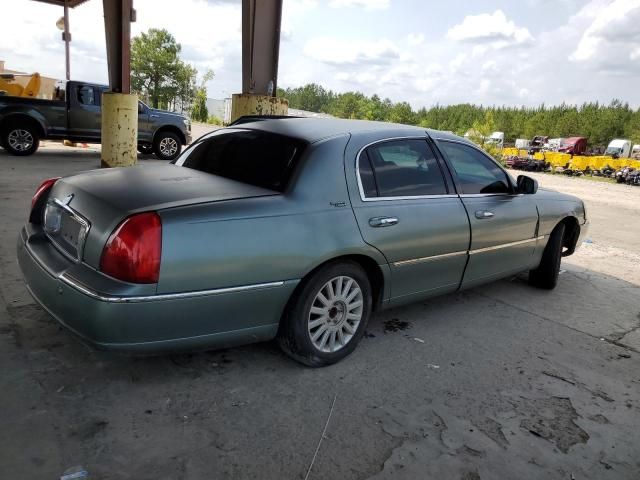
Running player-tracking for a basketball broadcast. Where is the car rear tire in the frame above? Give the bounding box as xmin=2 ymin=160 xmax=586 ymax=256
xmin=278 ymin=261 xmax=372 ymax=367
xmin=3 ymin=123 xmax=40 ymax=156
xmin=529 ymin=223 xmax=565 ymax=290
xmin=153 ymin=131 xmax=181 ymax=160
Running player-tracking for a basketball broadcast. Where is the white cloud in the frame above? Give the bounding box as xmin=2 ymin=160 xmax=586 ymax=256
xmin=406 ymin=33 xmax=424 ymax=46
xmin=569 ymin=0 xmax=640 ymax=71
xmin=304 ymin=37 xmax=400 ymax=65
xmin=328 ymin=0 xmax=390 ymax=10
xmin=446 ymin=9 xmax=533 ymax=48
xmin=0 ymin=0 xmax=242 ymax=95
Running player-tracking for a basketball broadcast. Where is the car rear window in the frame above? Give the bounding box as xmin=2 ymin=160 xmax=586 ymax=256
xmin=175 ymin=129 xmax=307 ymax=192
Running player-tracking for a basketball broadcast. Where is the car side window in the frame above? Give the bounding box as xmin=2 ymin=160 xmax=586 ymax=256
xmin=360 ymin=139 xmax=448 ymax=197
xmin=438 ymin=141 xmax=511 ymax=194
xmin=77 ymin=86 xmax=96 ymax=106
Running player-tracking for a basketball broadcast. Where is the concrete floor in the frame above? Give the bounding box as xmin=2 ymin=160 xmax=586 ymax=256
xmin=1 ymin=148 xmax=639 ymax=479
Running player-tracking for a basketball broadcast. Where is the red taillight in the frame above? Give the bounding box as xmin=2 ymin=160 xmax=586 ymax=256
xmin=31 ymin=177 xmax=61 ymax=210
xmin=100 ymin=212 xmax=162 ymax=284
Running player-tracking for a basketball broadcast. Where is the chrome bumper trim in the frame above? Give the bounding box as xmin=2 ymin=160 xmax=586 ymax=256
xmin=59 ymin=273 xmax=285 ymax=304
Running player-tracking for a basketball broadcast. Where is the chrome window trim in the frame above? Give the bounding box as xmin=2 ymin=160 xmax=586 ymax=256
xmin=44 ymin=199 xmax=91 ymax=264
xmin=459 ymin=193 xmax=525 ymax=198
xmin=355 ymin=135 xmax=455 ymax=202
xmin=58 ymin=273 xmax=286 ymax=304
xmin=393 ymin=250 xmax=467 ymax=267
xmin=362 ymin=194 xmax=460 ymax=202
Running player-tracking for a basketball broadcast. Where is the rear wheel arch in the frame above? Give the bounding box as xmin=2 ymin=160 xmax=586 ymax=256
xmin=287 ymin=254 xmax=386 ymax=316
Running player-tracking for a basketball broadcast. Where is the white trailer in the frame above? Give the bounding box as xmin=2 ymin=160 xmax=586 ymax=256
xmin=605 ymin=139 xmax=632 ymax=158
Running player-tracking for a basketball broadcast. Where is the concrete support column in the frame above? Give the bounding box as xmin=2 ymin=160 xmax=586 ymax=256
xmin=101 ymin=92 xmax=138 ymax=168
xmin=231 ymin=0 xmax=287 ymax=123
xmin=102 ymin=0 xmax=135 ymax=167
xmin=230 ymin=94 xmax=288 ymax=123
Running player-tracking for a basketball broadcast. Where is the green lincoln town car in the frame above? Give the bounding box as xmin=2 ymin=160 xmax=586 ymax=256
xmin=17 ymin=118 xmax=588 ymax=366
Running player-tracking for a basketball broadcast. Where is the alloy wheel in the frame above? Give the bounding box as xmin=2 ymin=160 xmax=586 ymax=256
xmin=308 ymin=275 xmax=363 ymax=353
xmin=8 ymin=129 xmax=34 ymax=152
xmin=159 ymin=137 xmax=178 ymax=157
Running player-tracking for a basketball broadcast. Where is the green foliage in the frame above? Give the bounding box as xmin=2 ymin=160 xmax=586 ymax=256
xmin=190 ymin=70 xmax=215 ymax=123
xmin=191 ymin=89 xmax=208 ymax=122
xmin=131 ymin=28 xmax=198 ymax=111
xmin=280 ymin=84 xmax=640 ymax=147
xmin=207 ymin=116 xmax=223 ymax=126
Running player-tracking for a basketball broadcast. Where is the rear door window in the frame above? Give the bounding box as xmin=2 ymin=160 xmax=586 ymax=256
xmin=175 ymin=129 xmax=307 ymax=192
xmin=359 ymin=139 xmax=448 ymax=197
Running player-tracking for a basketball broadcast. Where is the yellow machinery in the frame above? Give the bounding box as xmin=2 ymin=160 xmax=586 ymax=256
xmin=0 ymin=72 xmax=42 ymax=97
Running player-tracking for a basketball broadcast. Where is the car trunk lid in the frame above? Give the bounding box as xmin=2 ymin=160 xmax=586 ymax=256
xmin=46 ymin=164 xmax=278 ymax=269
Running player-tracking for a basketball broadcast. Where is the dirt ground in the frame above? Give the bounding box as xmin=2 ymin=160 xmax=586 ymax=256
xmin=1 ymin=148 xmax=639 ymax=479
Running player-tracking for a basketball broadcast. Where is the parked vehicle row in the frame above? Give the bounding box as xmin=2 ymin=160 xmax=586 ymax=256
xmin=506 ymin=154 xmax=640 ymax=185
xmin=510 ymin=135 xmax=639 ymax=159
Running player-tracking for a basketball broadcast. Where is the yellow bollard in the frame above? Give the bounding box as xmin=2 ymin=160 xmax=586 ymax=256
xmin=229 ymin=93 xmax=288 ymax=124
xmin=101 ymin=92 xmax=138 ymax=168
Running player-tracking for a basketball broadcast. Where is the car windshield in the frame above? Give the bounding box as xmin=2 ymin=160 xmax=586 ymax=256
xmin=605 ymin=147 xmax=622 ymax=155
xmin=175 ymin=129 xmax=307 ymax=192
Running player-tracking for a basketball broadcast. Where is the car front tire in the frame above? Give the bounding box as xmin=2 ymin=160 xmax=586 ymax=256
xmin=3 ymin=123 xmax=40 ymax=156
xmin=529 ymin=223 xmax=565 ymax=290
xmin=153 ymin=131 xmax=182 ymax=160
xmin=278 ymin=261 xmax=372 ymax=367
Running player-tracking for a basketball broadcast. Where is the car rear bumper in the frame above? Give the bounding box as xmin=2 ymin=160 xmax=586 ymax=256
xmin=17 ymin=226 xmax=297 ymax=353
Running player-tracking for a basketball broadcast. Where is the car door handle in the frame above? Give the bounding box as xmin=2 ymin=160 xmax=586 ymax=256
xmin=475 ymin=210 xmax=495 ymax=219
xmin=369 ymin=216 xmax=398 ymax=227
xmin=150 ymin=114 xmax=160 ymax=118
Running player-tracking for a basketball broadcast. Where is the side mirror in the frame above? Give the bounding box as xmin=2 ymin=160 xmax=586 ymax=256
xmin=517 ymin=175 xmax=538 ymax=194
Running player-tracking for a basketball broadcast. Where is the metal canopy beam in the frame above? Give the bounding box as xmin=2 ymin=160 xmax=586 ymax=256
xmin=242 ymin=0 xmax=282 ymax=96
xmin=31 ymin=0 xmax=89 ymax=7
xmin=102 ymin=0 xmax=133 ymax=93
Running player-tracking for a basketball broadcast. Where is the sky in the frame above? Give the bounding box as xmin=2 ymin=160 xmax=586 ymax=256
xmin=1 ymin=0 xmax=639 ymax=109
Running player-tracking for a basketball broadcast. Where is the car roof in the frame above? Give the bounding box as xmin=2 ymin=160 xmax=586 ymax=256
xmin=222 ymin=117 xmax=468 ymax=145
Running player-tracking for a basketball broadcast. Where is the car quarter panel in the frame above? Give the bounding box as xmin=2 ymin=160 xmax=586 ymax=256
xmin=157 ymin=136 xmax=388 ymax=295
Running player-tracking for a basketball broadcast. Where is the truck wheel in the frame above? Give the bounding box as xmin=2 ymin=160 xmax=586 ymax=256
xmin=3 ymin=124 xmax=40 ymax=156
xmin=137 ymin=144 xmax=153 ymax=155
xmin=153 ymin=132 xmax=181 ymax=160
